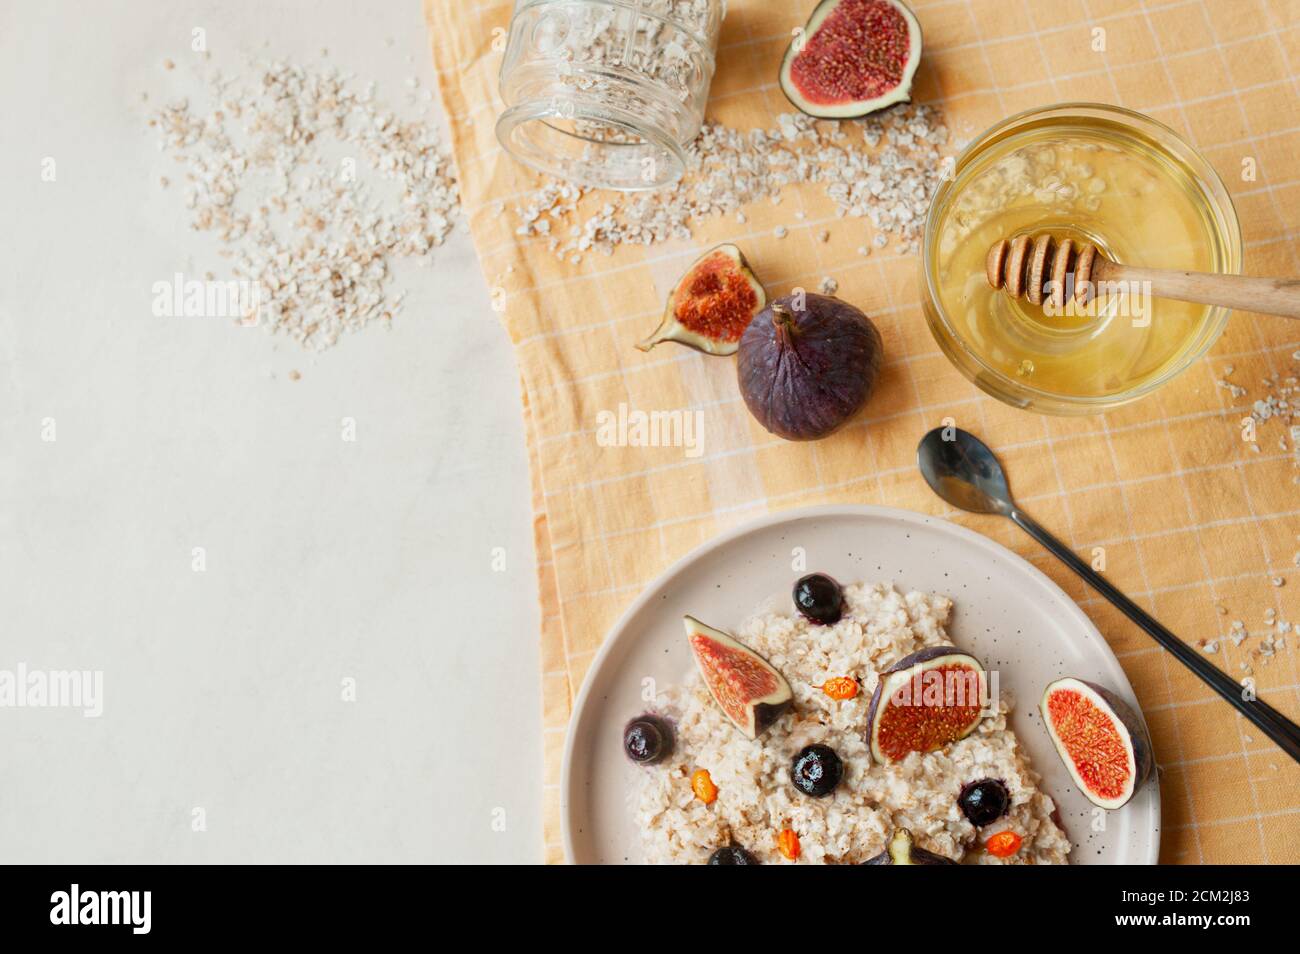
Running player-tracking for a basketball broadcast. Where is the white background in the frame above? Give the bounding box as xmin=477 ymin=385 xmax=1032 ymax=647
xmin=0 ymin=0 xmax=543 ymax=862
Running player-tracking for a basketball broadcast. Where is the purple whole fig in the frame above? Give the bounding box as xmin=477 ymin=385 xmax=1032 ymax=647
xmin=737 ymin=293 xmax=882 ymax=441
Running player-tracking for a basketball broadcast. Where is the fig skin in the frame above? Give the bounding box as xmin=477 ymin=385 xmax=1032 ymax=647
xmin=864 ymin=828 xmax=957 ymax=865
xmin=1040 ymin=677 xmax=1154 ymax=809
xmin=737 ymin=293 xmax=883 ymax=441
xmin=866 ymin=646 xmax=986 ymax=763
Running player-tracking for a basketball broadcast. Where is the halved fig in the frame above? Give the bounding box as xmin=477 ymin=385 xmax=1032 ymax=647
xmin=685 ymin=616 xmax=793 ymax=740
xmin=864 ymin=828 xmax=957 ymax=865
xmin=1041 ymin=677 xmax=1153 ymax=810
xmin=779 ymin=0 xmax=923 ymax=120
xmin=866 ymin=646 xmax=986 ymax=763
xmin=637 ymin=244 xmax=765 ymax=355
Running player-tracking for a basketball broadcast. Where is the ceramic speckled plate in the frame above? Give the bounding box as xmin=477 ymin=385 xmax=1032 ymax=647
xmin=562 ymin=505 xmax=1160 ymax=865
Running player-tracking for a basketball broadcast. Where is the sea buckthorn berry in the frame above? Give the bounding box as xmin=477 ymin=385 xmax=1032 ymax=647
xmin=818 ymin=676 xmax=859 ymax=700
xmin=777 ymin=828 xmax=801 ymax=860
xmin=691 ymin=768 xmax=718 ymax=804
xmin=986 ymin=830 xmax=1022 ymax=858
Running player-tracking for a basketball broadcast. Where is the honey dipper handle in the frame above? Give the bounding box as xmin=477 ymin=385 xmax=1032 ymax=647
xmin=1094 ymin=259 xmax=1300 ymax=320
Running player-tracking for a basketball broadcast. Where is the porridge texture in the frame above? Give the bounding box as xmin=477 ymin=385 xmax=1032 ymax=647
xmin=633 ymin=582 xmax=1072 ymax=864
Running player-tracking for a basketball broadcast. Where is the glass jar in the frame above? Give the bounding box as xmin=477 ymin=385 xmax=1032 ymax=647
xmin=496 ymin=0 xmax=724 ymax=191
xmin=922 ymin=103 xmax=1241 ymax=415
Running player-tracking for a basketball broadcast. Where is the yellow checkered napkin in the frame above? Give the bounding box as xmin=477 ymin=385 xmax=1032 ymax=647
xmin=426 ymin=0 xmax=1300 ymax=863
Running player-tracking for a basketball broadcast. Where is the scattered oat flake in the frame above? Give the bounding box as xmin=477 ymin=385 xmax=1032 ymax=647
xmin=151 ymin=59 xmax=460 ymax=351
xmin=511 ymin=104 xmax=949 ymax=262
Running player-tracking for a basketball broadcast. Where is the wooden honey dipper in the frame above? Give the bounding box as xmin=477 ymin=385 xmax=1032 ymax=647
xmin=986 ymin=233 xmax=1300 ymax=319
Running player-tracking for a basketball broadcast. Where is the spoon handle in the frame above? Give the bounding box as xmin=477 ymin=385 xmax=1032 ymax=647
xmin=1009 ymin=508 xmax=1300 ymax=764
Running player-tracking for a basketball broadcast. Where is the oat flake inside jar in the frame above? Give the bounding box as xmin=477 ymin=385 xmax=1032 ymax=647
xmin=496 ymin=0 xmax=724 ymax=191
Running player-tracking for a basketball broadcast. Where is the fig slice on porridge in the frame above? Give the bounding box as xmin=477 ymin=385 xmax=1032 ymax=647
xmin=866 ymin=646 xmax=987 ymax=763
xmin=684 ymin=616 xmax=793 ymax=740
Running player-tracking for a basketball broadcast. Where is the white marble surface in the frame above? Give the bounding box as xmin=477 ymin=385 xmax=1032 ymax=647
xmin=0 ymin=1 xmax=542 ymax=862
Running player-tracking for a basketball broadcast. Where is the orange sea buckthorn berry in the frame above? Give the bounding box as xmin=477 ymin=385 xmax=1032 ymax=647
xmin=691 ymin=768 xmax=718 ymax=805
xmin=986 ymin=830 xmax=1022 ymax=858
xmin=818 ymin=676 xmax=859 ymax=701
xmin=777 ymin=828 xmax=801 ymax=860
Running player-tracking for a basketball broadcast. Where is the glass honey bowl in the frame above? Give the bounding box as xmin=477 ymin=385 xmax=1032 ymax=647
xmin=922 ymin=103 xmax=1242 ymax=415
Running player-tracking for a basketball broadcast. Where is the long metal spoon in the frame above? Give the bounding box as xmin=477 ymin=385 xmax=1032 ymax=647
xmin=918 ymin=426 xmax=1300 ymax=764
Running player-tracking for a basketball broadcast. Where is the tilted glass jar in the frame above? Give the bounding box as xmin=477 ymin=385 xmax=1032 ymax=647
xmin=496 ymin=0 xmax=724 ymax=191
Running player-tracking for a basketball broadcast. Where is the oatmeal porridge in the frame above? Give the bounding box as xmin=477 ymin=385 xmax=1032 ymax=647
xmin=628 ymin=580 xmax=1072 ymax=864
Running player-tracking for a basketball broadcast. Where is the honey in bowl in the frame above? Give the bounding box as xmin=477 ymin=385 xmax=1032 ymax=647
xmin=923 ymin=104 xmax=1241 ymax=414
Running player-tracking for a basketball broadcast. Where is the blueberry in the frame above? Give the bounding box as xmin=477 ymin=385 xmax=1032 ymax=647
xmin=958 ymin=779 xmax=1010 ymax=826
xmin=793 ymin=573 xmax=843 ymax=625
xmin=708 ymin=845 xmax=759 ymax=865
xmin=791 ymin=744 xmax=843 ymax=798
xmin=623 ymin=715 xmax=673 ymax=764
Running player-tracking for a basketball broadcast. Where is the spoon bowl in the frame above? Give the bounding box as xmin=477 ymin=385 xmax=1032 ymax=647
xmin=916 ymin=427 xmax=1013 ymax=516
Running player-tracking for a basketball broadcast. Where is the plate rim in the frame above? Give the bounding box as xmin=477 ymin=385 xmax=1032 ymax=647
xmin=560 ymin=503 xmax=1162 ymax=865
